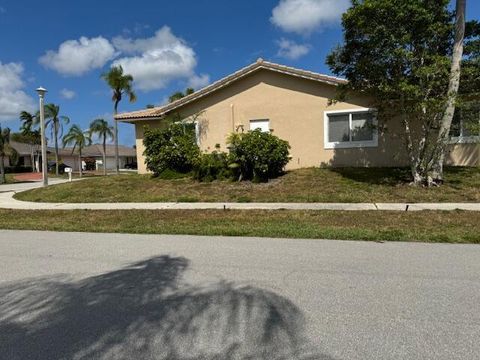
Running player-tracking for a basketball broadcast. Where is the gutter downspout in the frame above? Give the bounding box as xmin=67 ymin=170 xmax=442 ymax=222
xmin=231 ymin=104 xmax=235 ymax=132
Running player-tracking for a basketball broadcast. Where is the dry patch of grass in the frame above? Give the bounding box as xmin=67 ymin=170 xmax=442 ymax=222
xmin=14 ymin=167 xmax=480 ymax=203
xmin=0 ymin=209 xmax=478 ymax=243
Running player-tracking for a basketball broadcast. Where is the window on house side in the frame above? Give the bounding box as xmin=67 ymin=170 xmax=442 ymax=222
xmin=249 ymin=119 xmax=270 ymax=132
xmin=324 ymin=109 xmax=377 ymax=149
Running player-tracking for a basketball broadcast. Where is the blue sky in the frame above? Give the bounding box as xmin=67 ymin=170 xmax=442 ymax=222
xmin=0 ymin=0 xmax=478 ymax=146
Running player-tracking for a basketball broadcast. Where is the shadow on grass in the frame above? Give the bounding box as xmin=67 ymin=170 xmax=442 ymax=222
xmin=330 ymin=167 xmax=412 ymax=186
xmin=0 ymin=255 xmax=333 ymax=360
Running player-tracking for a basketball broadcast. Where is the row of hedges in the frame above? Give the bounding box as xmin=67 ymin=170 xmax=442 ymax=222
xmin=4 ymin=165 xmax=34 ymax=174
xmin=143 ymin=124 xmax=290 ymax=182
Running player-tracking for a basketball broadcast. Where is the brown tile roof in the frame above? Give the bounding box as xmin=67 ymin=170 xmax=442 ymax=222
xmin=10 ymin=141 xmax=41 ymax=156
xmin=54 ymin=144 xmax=136 ymax=157
xmin=115 ymin=59 xmax=347 ymax=121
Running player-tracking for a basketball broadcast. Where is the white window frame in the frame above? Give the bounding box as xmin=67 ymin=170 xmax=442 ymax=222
xmin=324 ymin=108 xmax=378 ymax=149
xmin=249 ymin=119 xmax=270 ymax=132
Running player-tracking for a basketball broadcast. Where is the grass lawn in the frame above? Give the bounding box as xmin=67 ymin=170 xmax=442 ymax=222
xmin=3 ymin=174 xmax=15 ymax=184
xmin=0 ymin=209 xmax=478 ymax=243
xmin=14 ymin=167 xmax=480 ymax=203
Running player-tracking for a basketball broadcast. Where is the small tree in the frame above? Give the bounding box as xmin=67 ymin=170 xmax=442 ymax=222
xmin=89 ymin=119 xmax=114 ymax=175
xmin=63 ymin=125 xmax=92 ymax=177
xmin=327 ymin=0 xmax=461 ymax=186
xmin=0 ymin=126 xmax=18 ymax=184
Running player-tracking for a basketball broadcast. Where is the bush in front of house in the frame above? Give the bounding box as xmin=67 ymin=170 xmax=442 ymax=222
xmin=143 ymin=123 xmax=290 ymax=182
xmin=192 ymin=149 xmax=231 ymax=182
xmin=227 ymin=130 xmax=290 ymax=182
xmin=4 ymin=165 xmax=33 ymax=174
xmin=143 ymin=123 xmax=200 ymax=177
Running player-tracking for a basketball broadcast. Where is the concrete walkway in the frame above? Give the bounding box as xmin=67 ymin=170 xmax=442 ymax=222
xmin=1 ymin=179 xmax=479 ymax=211
xmin=0 ymin=178 xmax=74 ymax=193
xmin=0 ymin=190 xmax=479 ymax=211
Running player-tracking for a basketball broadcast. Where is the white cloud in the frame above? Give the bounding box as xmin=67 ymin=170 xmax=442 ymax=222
xmin=276 ymin=38 xmax=311 ymax=60
xmin=60 ymin=88 xmax=76 ymax=99
xmin=0 ymin=62 xmax=35 ymax=121
xmin=112 ymin=26 xmax=205 ymax=91
xmin=39 ymin=36 xmax=116 ymax=76
xmin=271 ymin=0 xmax=349 ymax=34
xmin=188 ymin=74 xmax=210 ymax=90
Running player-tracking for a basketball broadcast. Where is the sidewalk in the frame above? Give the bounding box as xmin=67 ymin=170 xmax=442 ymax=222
xmin=0 ymin=178 xmax=74 ymax=193
xmin=0 ymin=190 xmax=478 ymax=211
xmin=1 ymin=179 xmax=479 ymax=211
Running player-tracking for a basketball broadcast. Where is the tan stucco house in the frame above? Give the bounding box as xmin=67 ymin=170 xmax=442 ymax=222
xmin=116 ymin=59 xmax=479 ymax=174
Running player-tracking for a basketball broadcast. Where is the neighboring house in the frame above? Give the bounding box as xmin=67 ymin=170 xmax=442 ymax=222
xmin=55 ymin=144 xmax=137 ymax=171
xmin=116 ymin=59 xmax=480 ymax=174
xmin=4 ymin=141 xmax=41 ymax=171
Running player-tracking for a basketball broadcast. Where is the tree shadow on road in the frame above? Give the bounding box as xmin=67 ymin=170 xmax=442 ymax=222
xmin=0 ymin=255 xmax=335 ymax=360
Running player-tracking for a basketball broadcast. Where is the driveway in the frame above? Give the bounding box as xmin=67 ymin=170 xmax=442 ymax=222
xmin=0 ymin=231 xmax=479 ymax=359
xmin=0 ymin=178 xmax=72 ymax=193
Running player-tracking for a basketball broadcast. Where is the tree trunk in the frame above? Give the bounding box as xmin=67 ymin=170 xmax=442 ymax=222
xmin=400 ymin=98 xmax=424 ymax=185
xmin=54 ymin=122 xmax=59 ymax=176
xmin=103 ymin=137 xmax=107 ymax=176
xmin=0 ymin=155 xmax=5 ymax=184
xmin=433 ymin=0 xmax=466 ymax=181
xmin=114 ymin=101 xmax=120 ymax=175
xmin=79 ymin=149 xmax=82 ymax=178
xmin=30 ymin=146 xmax=35 ymax=173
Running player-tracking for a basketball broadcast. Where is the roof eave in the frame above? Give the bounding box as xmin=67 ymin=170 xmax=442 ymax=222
xmin=114 ymin=60 xmax=347 ymax=122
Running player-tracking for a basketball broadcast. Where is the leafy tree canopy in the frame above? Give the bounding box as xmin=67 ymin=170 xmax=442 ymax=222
xmin=327 ymin=0 xmax=476 ymax=185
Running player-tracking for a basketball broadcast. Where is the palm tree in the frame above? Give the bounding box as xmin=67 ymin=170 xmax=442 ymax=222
xmin=89 ymin=118 xmax=114 ymax=175
xmin=44 ymin=104 xmax=70 ymax=176
xmin=168 ymin=87 xmax=195 ymax=103
xmin=19 ymin=111 xmax=37 ymax=132
xmin=62 ymin=125 xmax=92 ymax=178
xmin=101 ymin=65 xmax=136 ymax=174
xmin=19 ymin=111 xmax=41 ymax=172
xmin=0 ymin=126 xmax=18 ymax=184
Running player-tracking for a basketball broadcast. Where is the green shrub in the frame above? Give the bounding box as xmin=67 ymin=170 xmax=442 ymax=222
xmin=193 ymin=150 xmax=231 ymax=182
xmin=4 ymin=165 xmax=33 ymax=174
xmin=227 ymin=130 xmax=290 ymax=182
xmin=143 ymin=123 xmax=200 ymax=177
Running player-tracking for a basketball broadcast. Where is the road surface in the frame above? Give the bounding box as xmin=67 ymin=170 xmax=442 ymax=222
xmin=0 ymin=230 xmax=479 ymax=359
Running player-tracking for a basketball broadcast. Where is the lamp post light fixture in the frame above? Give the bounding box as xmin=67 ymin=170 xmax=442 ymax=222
xmin=36 ymin=86 xmax=48 ymax=187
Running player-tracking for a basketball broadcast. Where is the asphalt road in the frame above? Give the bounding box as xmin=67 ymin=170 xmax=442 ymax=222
xmin=0 ymin=230 xmax=479 ymax=360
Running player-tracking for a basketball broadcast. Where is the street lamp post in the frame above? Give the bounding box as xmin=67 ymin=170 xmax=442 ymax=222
xmin=36 ymin=87 xmax=48 ymax=187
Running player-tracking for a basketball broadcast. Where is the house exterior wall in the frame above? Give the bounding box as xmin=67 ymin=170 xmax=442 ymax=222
xmin=132 ymin=69 xmax=479 ymax=174
xmin=62 ymin=155 xmax=133 ymax=171
xmin=135 ymin=120 xmax=169 ymax=174
xmin=446 ymin=143 xmax=480 ymax=166
xmin=2 ymin=155 xmax=32 ymax=167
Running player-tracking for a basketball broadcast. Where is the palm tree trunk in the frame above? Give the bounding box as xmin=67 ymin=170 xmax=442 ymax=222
xmin=433 ymin=0 xmax=466 ymax=182
xmin=54 ymin=123 xmax=60 ymax=176
xmin=0 ymin=155 xmax=5 ymax=184
xmin=79 ymin=149 xmax=82 ymax=178
xmin=114 ymin=101 xmax=120 ymax=175
xmin=103 ymin=136 xmax=107 ymax=176
xmin=30 ymin=146 xmax=35 ymax=173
